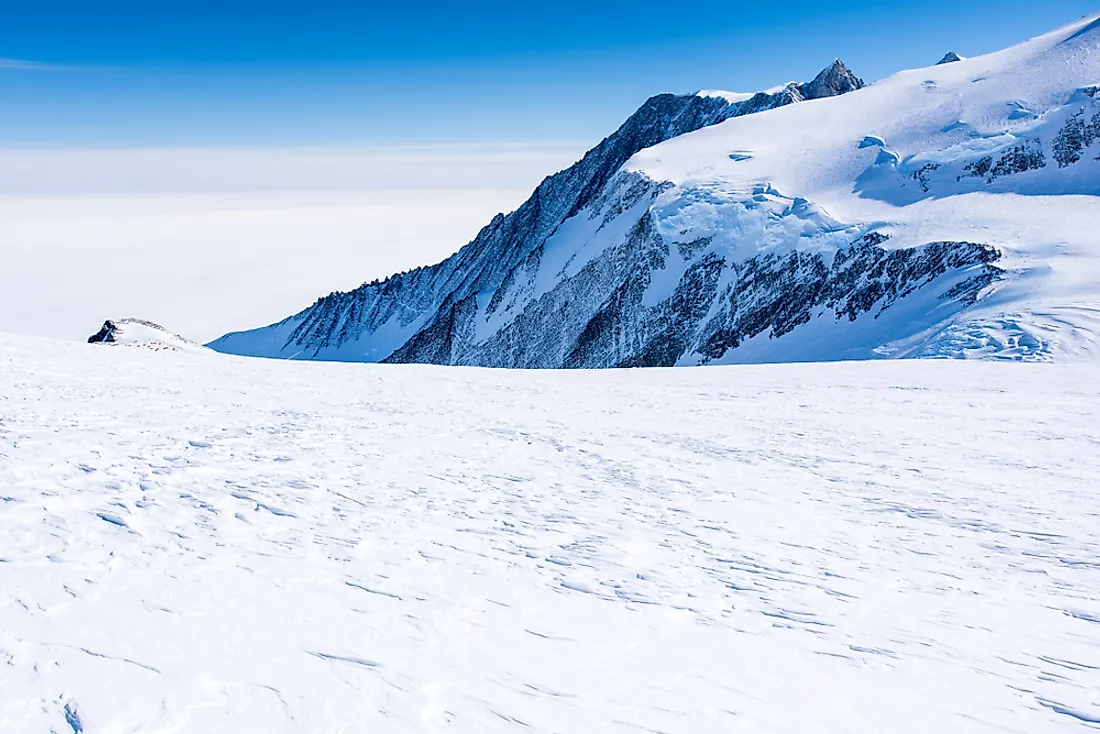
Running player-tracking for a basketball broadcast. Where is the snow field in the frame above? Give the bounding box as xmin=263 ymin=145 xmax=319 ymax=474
xmin=1 ymin=337 xmax=1098 ymax=732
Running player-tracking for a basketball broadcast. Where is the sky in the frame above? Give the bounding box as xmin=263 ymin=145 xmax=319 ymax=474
xmin=2 ymin=1 xmax=1098 ymax=146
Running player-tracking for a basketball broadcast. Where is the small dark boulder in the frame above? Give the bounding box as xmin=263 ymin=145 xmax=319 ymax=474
xmin=88 ymin=320 xmax=118 ymax=344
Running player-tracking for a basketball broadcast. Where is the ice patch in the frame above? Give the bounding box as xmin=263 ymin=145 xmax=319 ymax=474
xmin=1007 ymin=101 xmax=1038 ymax=120
xmin=650 ymin=182 xmax=860 ymax=264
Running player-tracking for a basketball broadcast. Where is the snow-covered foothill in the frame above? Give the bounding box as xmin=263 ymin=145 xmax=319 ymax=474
xmin=87 ymin=318 xmax=207 ymax=353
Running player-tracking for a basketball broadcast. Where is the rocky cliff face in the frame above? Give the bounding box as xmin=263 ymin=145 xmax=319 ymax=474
xmin=214 ymin=167 xmax=1001 ymax=367
xmin=210 ymin=60 xmax=1013 ymax=366
xmin=380 ymin=175 xmax=1002 ymax=368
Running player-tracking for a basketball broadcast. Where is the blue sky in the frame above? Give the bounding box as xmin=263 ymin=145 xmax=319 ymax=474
xmin=1 ymin=1 xmax=1097 ymax=146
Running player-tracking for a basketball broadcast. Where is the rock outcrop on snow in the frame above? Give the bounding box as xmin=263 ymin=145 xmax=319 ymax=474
xmin=88 ymin=319 xmax=120 ymax=344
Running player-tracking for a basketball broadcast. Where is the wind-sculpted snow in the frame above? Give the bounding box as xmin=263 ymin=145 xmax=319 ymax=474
xmin=2 ymin=336 xmax=1098 ymax=732
xmin=627 ymin=14 xmax=1100 ymax=363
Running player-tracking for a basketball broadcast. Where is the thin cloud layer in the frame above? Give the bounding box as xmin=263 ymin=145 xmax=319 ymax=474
xmin=0 ymin=144 xmax=587 ymax=194
xmin=0 ymin=57 xmax=86 ymax=71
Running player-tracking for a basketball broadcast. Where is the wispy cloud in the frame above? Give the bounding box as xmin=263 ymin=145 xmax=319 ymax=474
xmin=0 ymin=57 xmax=84 ymax=71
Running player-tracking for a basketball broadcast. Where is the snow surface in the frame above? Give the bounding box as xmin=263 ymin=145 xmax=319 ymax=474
xmin=2 ymin=334 xmax=1098 ymax=732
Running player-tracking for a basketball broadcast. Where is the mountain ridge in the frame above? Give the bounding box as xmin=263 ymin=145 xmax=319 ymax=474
xmin=210 ymin=59 xmax=865 ymax=363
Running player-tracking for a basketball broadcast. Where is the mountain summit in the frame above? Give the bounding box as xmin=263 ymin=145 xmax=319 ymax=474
xmin=212 ymin=15 xmax=1100 ymax=365
xmin=801 ymin=58 xmax=864 ymax=98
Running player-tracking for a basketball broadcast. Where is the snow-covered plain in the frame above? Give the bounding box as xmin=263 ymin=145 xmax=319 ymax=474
xmin=2 ymin=336 xmax=1098 ymax=732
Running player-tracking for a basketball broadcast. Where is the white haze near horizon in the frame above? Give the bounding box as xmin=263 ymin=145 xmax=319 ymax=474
xmin=0 ymin=144 xmax=586 ymax=343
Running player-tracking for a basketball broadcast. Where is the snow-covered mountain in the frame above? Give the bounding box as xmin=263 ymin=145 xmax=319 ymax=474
xmin=211 ymin=15 xmax=1100 ymax=365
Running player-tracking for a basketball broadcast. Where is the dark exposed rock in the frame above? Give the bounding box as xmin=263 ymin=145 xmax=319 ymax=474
xmin=963 ymin=140 xmax=1046 ymax=183
xmin=692 ymin=236 xmax=1001 ymax=365
xmin=88 ymin=320 xmax=118 ymax=343
xmin=386 ymin=294 xmax=478 ymax=365
xmin=381 ymin=201 xmax=1002 ymax=369
xmin=937 ymin=52 xmax=964 ymax=65
xmin=801 ymin=59 xmax=865 ymax=99
xmin=1052 ymin=108 xmax=1100 ymax=167
xmin=87 ymin=318 xmax=197 ymax=348
xmin=911 ymin=163 xmax=940 ymax=192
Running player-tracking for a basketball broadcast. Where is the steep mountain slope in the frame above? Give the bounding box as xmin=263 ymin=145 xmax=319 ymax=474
xmin=212 ymin=15 xmax=1100 ymax=365
xmin=209 ymin=61 xmax=865 ymax=363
